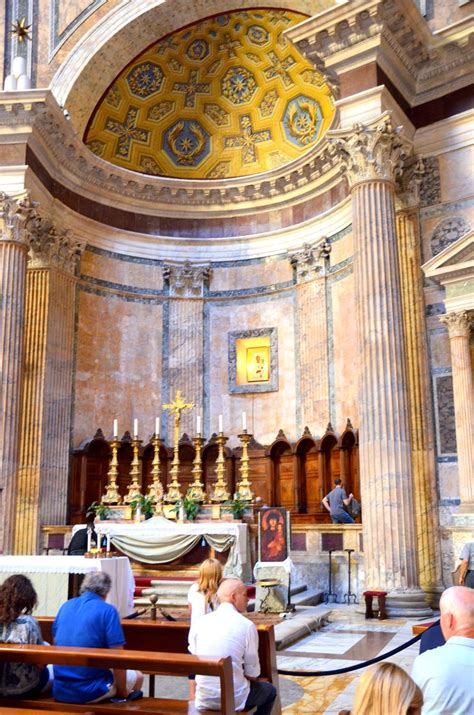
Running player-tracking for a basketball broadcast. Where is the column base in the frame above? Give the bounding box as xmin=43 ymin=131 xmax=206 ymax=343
xmin=385 ymin=589 xmax=433 ymax=618
xmin=420 ymin=584 xmax=445 ymax=610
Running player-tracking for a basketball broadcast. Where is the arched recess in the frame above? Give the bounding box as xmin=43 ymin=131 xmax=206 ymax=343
xmin=339 ymin=419 xmax=360 ymax=519
xmin=202 ymin=437 xmax=234 ymax=499
xmin=69 ymin=429 xmax=111 ymax=523
xmin=294 ymin=429 xmax=320 ymax=519
xmin=319 ymin=423 xmax=340 ymax=513
xmin=268 ymin=431 xmax=294 ymax=510
xmin=141 ymin=440 xmax=169 ymax=495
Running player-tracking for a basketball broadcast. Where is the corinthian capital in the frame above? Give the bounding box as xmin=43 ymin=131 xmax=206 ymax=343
xmin=440 ymin=311 xmax=471 ymax=339
xmin=0 ymin=192 xmax=38 ymax=247
xmin=28 ymin=219 xmax=86 ymax=273
xmin=328 ymin=119 xmax=409 ymax=187
xmin=163 ymin=261 xmax=212 ymax=297
xmin=289 ymin=238 xmax=331 ymax=283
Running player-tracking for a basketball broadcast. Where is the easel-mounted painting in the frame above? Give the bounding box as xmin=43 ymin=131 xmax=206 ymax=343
xmin=258 ymin=507 xmax=290 ymax=562
xmin=228 ymin=328 xmax=278 ymax=394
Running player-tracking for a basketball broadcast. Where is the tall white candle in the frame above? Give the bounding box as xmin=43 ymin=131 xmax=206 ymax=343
xmin=96 ymin=529 xmax=101 ymax=552
xmin=86 ymin=529 xmax=92 ymax=553
xmin=12 ymin=56 xmax=26 ymax=79
xmin=218 ymin=414 xmax=223 ymax=433
xmin=106 ymin=533 xmax=111 ymax=552
xmin=155 ymin=417 xmax=160 ymax=435
xmin=196 ymin=415 xmax=201 ymax=434
xmin=113 ymin=419 xmax=118 ymax=438
xmin=133 ymin=418 xmax=138 ymax=438
xmin=242 ymin=411 xmax=247 ymax=431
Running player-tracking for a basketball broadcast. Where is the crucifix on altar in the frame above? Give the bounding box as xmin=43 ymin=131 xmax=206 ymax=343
xmin=163 ymin=390 xmax=194 ymax=502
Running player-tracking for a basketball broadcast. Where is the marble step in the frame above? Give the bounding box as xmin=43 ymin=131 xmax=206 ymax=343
xmin=290 ymin=588 xmax=324 ymax=607
xmin=274 ymin=605 xmax=331 ymax=650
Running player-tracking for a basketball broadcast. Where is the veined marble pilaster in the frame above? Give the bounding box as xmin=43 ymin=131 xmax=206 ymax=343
xmin=397 ymin=209 xmax=444 ymax=600
xmin=14 ymin=223 xmax=85 ymax=553
xmin=439 ymin=311 xmax=474 ymax=516
xmin=0 ymin=193 xmax=37 ymax=553
xmin=165 ymin=263 xmax=209 ymax=437
xmin=289 ymin=241 xmax=330 ymax=431
xmin=329 ymin=119 xmax=430 ymax=615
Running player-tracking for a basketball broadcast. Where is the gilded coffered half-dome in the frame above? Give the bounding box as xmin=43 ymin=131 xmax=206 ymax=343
xmin=84 ymin=9 xmax=335 ymax=180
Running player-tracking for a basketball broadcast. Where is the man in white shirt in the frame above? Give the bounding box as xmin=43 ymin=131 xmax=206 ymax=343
xmin=190 ymin=578 xmax=277 ymax=714
xmin=412 ymin=586 xmax=474 ymax=714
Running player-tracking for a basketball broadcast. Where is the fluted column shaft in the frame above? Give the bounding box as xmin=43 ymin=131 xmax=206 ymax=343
xmin=0 ymin=239 xmax=28 ymax=552
xmin=329 ymin=119 xmax=430 ymax=614
xmin=14 ymin=266 xmax=78 ymax=553
xmin=440 ymin=312 xmax=474 ymax=508
xmin=397 ymin=210 xmax=443 ymax=597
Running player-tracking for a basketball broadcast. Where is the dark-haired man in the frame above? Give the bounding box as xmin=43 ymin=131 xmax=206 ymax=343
xmin=322 ymin=479 xmax=354 ymax=524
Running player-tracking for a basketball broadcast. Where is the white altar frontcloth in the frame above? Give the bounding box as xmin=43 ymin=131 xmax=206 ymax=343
xmin=74 ymin=517 xmax=250 ymax=578
xmin=0 ymin=556 xmax=134 ymax=618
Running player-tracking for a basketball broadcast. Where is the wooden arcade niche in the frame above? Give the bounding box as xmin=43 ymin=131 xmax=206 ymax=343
xmin=69 ymin=420 xmax=360 ymax=525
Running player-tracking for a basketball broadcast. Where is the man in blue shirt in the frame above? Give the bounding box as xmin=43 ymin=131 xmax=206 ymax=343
xmin=322 ymin=479 xmax=354 ymax=524
xmin=52 ymin=571 xmax=143 ymax=703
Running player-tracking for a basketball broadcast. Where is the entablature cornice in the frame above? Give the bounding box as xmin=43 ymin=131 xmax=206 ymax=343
xmin=286 ymin=0 xmax=474 ymax=107
xmin=0 ymin=90 xmax=347 ymax=218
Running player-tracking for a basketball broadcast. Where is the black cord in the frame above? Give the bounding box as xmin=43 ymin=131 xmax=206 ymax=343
xmin=277 ymin=626 xmax=431 ymax=677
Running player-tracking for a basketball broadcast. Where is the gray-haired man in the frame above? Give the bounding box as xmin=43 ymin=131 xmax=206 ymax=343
xmin=53 ymin=571 xmax=143 ymax=704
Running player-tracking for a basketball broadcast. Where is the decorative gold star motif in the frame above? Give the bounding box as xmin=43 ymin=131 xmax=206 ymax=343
xmin=11 ymin=17 xmax=32 ymax=43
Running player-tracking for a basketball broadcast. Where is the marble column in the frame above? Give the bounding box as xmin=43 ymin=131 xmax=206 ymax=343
xmin=439 ymin=311 xmax=474 ymax=515
xmin=14 ymin=223 xmax=85 ymax=553
xmin=163 ymin=262 xmax=211 ymax=437
xmin=0 ymin=193 xmax=37 ymax=554
xmin=329 ymin=120 xmax=431 ymax=615
xmin=397 ymin=207 xmax=444 ymax=602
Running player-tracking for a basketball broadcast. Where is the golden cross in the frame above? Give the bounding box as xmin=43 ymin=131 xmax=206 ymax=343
xmin=163 ymin=390 xmax=194 ymax=420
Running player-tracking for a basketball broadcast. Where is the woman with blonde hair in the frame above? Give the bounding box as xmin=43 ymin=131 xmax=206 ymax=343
xmin=349 ymin=662 xmax=423 ymax=715
xmin=187 ymin=558 xmax=223 ymax=698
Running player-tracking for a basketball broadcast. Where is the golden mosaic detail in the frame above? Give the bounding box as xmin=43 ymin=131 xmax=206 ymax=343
xmin=84 ymin=9 xmax=335 ymax=179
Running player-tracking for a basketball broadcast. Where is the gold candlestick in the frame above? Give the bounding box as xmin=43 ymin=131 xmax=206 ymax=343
xmin=102 ymin=438 xmax=122 ymax=504
xmin=147 ymin=434 xmax=164 ymax=514
xmin=211 ymin=432 xmax=230 ymax=502
xmin=187 ymin=435 xmax=205 ymax=502
xmin=163 ymin=390 xmax=194 ymax=503
xmin=124 ymin=438 xmax=143 ymax=504
xmin=236 ymin=431 xmax=254 ymax=502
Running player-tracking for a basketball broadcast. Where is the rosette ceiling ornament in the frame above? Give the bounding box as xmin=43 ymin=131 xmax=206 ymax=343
xmin=84 ymin=9 xmax=335 ymax=180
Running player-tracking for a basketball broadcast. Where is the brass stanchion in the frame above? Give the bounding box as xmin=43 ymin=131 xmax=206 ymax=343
xmin=236 ymin=431 xmax=254 ymax=501
xmin=124 ymin=437 xmax=143 ymax=504
xmin=187 ymin=434 xmax=205 ymax=502
xmin=102 ymin=438 xmax=122 ymax=504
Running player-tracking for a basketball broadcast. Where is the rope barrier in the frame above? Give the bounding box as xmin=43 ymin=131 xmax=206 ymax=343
xmin=277 ymin=623 xmax=436 ymax=677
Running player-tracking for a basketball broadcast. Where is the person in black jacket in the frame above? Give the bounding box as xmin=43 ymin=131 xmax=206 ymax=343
xmin=67 ymin=513 xmax=97 ymax=555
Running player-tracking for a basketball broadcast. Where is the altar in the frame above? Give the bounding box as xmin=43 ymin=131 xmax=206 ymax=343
xmin=77 ymin=516 xmax=251 ymax=579
xmin=0 ymin=556 xmax=134 ymax=618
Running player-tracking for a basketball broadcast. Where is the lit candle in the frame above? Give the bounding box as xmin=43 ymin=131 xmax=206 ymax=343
xmin=113 ymin=419 xmax=118 ymax=438
xmin=106 ymin=533 xmax=111 ymax=553
xmin=155 ymin=417 xmax=160 ymax=436
xmin=218 ymin=414 xmax=223 ymax=433
xmin=96 ymin=529 xmax=101 ymax=552
xmin=86 ymin=528 xmax=92 ymax=553
xmin=196 ymin=415 xmax=201 ymax=434
xmin=133 ymin=418 xmax=138 ymax=438
xmin=242 ymin=411 xmax=247 ymax=431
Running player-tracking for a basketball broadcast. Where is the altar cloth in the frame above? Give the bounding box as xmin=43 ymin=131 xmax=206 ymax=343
xmin=0 ymin=555 xmax=134 ymax=618
xmin=74 ymin=517 xmax=249 ymax=579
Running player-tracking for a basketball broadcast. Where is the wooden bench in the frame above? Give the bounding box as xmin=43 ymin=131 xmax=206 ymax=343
xmin=412 ymin=621 xmax=437 ymax=635
xmin=0 ymin=643 xmax=236 ymax=714
xmin=36 ymin=617 xmax=281 ymax=713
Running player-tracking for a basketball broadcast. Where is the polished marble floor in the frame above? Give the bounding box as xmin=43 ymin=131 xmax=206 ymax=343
xmin=279 ymin=604 xmax=426 ymax=714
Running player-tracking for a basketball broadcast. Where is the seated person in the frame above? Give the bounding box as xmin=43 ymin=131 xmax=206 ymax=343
xmin=0 ymin=575 xmax=51 ymax=698
xmin=67 ymin=513 xmax=97 ymax=555
xmin=53 ymin=571 xmax=143 ymax=703
xmin=343 ymin=662 xmax=422 ymax=715
xmin=190 ymin=578 xmax=277 ymax=715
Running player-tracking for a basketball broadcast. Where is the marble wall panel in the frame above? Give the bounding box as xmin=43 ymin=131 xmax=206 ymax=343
xmin=420 ymin=203 xmax=474 ymax=264
xmin=80 ymin=248 xmax=164 ymax=292
xmin=210 ymin=258 xmax=292 ymax=293
xmin=328 ymin=229 xmax=353 ymax=267
xmin=73 ymin=289 xmax=163 ymax=444
xmin=206 ymin=294 xmax=297 ymax=445
xmin=430 ymin=330 xmax=451 ymax=368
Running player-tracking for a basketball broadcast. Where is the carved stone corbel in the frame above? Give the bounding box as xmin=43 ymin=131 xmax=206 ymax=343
xmin=289 ymin=238 xmax=331 ymax=283
xmin=163 ymin=261 xmax=212 ymax=297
